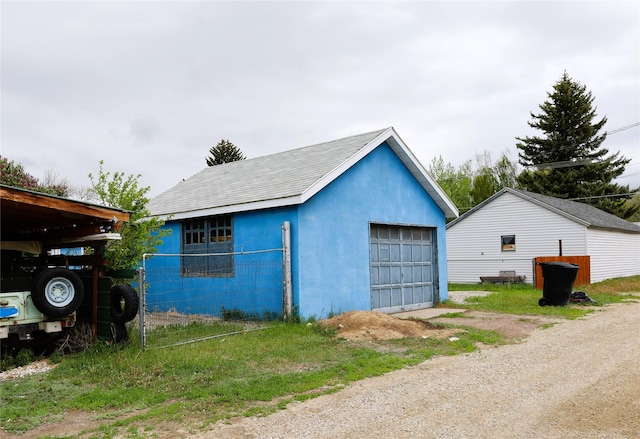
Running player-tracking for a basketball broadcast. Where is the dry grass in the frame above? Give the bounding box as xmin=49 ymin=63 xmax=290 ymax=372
xmin=582 ymin=275 xmax=640 ymax=295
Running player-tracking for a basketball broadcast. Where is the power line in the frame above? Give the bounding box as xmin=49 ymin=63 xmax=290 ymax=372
xmin=606 ymin=122 xmax=640 ymax=135
xmin=566 ymin=192 xmax=639 ymax=201
xmin=532 ymin=121 xmax=640 ymax=170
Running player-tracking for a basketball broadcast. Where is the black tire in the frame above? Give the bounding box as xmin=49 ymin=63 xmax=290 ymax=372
xmin=110 ymin=321 xmax=128 ymax=343
xmin=111 ymin=284 xmax=139 ymax=323
xmin=538 ymin=298 xmax=547 ymax=307
xmin=31 ymin=268 xmax=84 ymax=318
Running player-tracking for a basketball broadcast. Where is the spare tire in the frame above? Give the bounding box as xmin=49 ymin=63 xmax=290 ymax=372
xmin=111 ymin=284 xmax=139 ymax=323
xmin=31 ymin=268 xmax=84 ymax=318
xmin=110 ymin=321 xmax=128 ymax=343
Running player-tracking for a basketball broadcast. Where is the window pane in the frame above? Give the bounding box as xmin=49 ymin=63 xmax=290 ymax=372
xmin=182 ymin=215 xmax=234 ymax=276
xmin=501 ymin=235 xmax=516 ymax=251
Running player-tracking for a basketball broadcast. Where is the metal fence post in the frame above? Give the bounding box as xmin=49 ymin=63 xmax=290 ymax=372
xmin=138 ymin=261 xmax=146 ymax=349
xmin=282 ymin=221 xmax=293 ymax=319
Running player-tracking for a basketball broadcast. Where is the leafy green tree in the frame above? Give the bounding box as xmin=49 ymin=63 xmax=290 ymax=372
xmin=468 ymin=151 xmax=518 ymax=206
xmin=470 ymin=170 xmax=498 ymax=206
xmin=0 ymin=155 xmax=69 ymax=197
xmin=428 ymin=156 xmax=472 ymax=211
xmin=206 ymin=139 xmax=246 ymax=166
xmin=88 ymin=161 xmax=170 ymax=271
xmin=493 ymin=153 xmax=519 ymax=189
xmin=516 ymin=72 xmax=636 ymax=219
xmin=429 ymin=152 xmax=519 ymax=212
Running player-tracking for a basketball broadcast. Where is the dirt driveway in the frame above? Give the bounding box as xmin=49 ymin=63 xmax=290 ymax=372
xmin=201 ymin=300 xmax=640 ymax=439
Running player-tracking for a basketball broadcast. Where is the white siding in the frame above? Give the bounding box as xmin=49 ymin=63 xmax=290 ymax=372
xmin=447 ymin=192 xmax=587 ymax=284
xmin=587 ymin=228 xmax=640 ymax=282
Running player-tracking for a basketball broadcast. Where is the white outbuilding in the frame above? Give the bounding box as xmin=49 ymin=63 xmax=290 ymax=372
xmin=446 ymin=188 xmax=640 ymax=284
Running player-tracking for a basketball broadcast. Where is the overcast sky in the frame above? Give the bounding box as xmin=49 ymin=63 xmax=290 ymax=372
xmin=2 ymin=1 xmax=639 ymax=198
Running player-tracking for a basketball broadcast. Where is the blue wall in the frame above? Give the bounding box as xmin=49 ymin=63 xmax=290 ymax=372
xmin=295 ymin=142 xmax=448 ymax=318
xmin=145 ymin=142 xmax=449 ymax=319
xmin=143 ymin=207 xmax=297 ymax=319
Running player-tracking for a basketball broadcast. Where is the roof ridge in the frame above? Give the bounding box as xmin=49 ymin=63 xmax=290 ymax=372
xmin=197 ymin=128 xmax=391 ymax=171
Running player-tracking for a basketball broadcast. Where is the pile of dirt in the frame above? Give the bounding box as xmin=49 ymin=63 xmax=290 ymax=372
xmin=319 ymin=311 xmax=458 ymax=341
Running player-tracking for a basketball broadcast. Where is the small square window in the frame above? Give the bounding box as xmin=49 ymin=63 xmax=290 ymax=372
xmin=501 ymin=235 xmax=516 ymax=251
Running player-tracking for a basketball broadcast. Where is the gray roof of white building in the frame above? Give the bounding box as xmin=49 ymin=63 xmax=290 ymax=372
xmin=147 ymin=127 xmax=458 ymax=220
xmin=447 ymin=187 xmax=640 ymax=233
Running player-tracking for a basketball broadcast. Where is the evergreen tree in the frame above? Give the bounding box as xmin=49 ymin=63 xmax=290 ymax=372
xmin=516 ymin=72 xmax=636 ymax=219
xmin=206 ymin=139 xmax=246 ymax=166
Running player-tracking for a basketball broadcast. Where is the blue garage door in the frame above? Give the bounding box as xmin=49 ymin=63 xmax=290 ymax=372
xmin=370 ymin=224 xmax=435 ymax=312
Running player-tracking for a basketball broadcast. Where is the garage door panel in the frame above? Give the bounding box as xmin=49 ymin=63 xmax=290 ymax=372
xmin=391 ymin=287 xmax=402 ymax=307
xmin=379 ymin=244 xmax=390 ymax=262
xmin=424 ymin=285 xmax=434 ymax=303
xmin=403 ymin=287 xmax=412 ymax=305
xmin=370 ymin=243 xmax=379 ymax=262
xmin=402 ymin=244 xmax=412 ymax=263
xmin=412 ymin=286 xmax=424 ymax=304
xmin=390 ymin=244 xmax=401 ymax=262
xmin=422 ymin=245 xmax=432 ymax=262
xmin=423 ymin=266 xmax=432 ymax=282
xmin=402 ymin=265 xmax=412 ymax=283
xmin=370 ymin=224 xmax=436 ymax=312
xmin=391 ymin=266 xmax=402 ymax=284
xmin=413 ymin=266 xmax=422 ymax=282
xmin=371 ymin=289 xmax=381 ymax=308
xmin=370 ymin=266 xmax=379 ymax=284
xmin=380 ymin=266 xmax=391 ymax=284
xmin=412 ymin=244 xmax=422 ymax=262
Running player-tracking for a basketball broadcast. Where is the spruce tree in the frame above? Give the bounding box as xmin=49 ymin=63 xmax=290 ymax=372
xmin=516 ymin=72 xmax=636 ymax=219
xmin=206 ymin=139 xmax=246 ymax=166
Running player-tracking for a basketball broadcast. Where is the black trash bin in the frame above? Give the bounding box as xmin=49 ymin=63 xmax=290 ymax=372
xmin=538 ymin=262 xmax=580 ymax=306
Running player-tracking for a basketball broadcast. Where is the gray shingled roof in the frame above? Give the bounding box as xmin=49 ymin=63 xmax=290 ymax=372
xmin=447 ymin=187 xmax=640 ymax=233
xmin=147 ymin=128 xmax=457 ymax=219
xmin=514 ymin=189 xmax=640 ymax=233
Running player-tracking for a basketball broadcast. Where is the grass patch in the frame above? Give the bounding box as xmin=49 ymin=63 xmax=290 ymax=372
xmin=3 ymin=276 xmax=637 ymax=437
xmin=447 ymin=275 xmax=639 ymax=319
xmin=436 ymin=312 xmax=468 ymax=318
xmin=0 ymin=321 xmax=504 ymax=437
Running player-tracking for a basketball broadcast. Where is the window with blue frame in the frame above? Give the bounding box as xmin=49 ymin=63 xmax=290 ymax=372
xmin=182 ymin=215 xmax=233 ymax=276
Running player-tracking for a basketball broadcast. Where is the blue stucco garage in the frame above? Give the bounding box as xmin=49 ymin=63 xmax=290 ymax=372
xmin=146 ymin=127 xmax=458 ymax=319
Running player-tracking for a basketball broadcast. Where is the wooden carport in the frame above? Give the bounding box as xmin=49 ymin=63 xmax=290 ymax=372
xmin=1 ymin=184 xmax=130 ymax=338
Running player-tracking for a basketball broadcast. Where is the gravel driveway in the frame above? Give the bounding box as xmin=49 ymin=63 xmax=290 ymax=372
xmin=200 ymin=301 xmax=640 ymax=439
